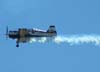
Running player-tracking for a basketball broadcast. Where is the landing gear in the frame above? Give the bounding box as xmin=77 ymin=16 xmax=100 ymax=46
xmin=16 ymin=44 xmax=19 ymax=47
xmin=16 ymin=39 xmax=19 ymax=47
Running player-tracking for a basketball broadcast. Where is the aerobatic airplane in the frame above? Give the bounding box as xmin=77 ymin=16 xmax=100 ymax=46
xmin=6 ymin=25 xmax=57 ymax=47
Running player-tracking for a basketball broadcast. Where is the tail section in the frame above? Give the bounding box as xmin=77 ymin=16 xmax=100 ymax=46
xmin=47 ymin=25 xmax=57 ymax=33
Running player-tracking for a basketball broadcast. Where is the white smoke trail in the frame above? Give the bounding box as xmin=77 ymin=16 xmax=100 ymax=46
xmin=30 ymin=37 xmax=47 ymax=43
xmin=30 ymin=34 xmax=100 ymax=46
xmin=54 ymin=35 xmax=100 ymax=45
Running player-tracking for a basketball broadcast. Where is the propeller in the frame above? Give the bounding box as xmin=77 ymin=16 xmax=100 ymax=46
xmin=6 ymin=26 xmax=9 ymax=39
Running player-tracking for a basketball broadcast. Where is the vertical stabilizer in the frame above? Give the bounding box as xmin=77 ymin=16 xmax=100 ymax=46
xmin=47 ymin=25 xmax=57 ymax=33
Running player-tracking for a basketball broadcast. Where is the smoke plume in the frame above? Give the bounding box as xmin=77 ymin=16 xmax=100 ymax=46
xmin=30 ymin=34 xmax=100 ymax=46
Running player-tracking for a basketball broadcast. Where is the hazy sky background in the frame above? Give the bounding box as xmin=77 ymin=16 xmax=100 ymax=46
xmin=0 ymin=0 xmax=100 ymax=72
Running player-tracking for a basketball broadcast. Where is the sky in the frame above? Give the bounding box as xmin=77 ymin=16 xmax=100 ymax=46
xmin=0 ymin=0 xmax=100 ymax=72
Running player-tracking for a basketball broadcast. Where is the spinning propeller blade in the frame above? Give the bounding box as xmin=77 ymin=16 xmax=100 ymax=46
xmin=6 ymin=26 xmax=9 ymax=39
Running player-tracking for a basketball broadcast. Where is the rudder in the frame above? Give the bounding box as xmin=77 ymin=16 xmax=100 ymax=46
xmin=47 ymin=25 xmax=57 ymax=33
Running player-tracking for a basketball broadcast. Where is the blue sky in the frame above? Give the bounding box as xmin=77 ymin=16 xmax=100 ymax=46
xmin=0 ymin=0 xmax=100 ymax=72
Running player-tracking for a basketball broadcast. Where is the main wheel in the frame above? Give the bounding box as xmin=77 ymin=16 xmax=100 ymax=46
xmin=16 ymin=44 xmax=19 ymax=47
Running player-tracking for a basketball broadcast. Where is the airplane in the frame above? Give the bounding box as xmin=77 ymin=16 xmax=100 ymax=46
xmin=6 ymin=25 xmax=57 ymax=47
